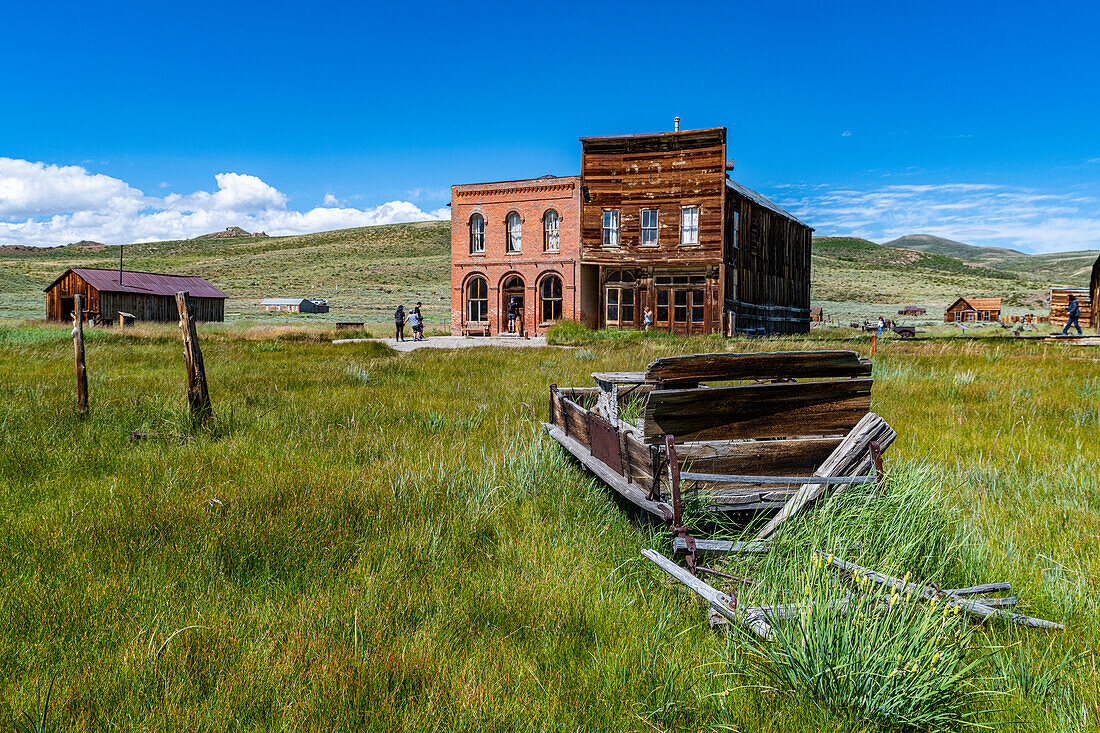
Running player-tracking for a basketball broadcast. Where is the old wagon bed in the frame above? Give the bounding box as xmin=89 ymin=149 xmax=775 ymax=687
xmin=543 ymin=350 xmax=896 ymax=537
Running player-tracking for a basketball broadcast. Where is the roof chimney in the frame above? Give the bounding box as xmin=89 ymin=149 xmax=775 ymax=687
xmin=674 ymin=116 xmax=680 ymax=132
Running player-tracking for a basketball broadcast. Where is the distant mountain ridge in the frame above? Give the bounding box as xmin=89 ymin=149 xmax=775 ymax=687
xmin=882 ymin=233 xmax=1099 ymax=286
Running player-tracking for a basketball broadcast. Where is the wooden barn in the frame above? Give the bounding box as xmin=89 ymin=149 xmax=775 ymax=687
xmin=898 ymin=305 xmax=927 ymax=316
xmin=944 ymin=297 xmax=1001 ymax=323
xmin=1049 ymin=287 xmax=1093 ymax=331
xmin=45 ymin=268 xmax=227 ymax=323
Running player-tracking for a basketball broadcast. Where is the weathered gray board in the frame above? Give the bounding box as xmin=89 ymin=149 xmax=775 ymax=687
xmin=645 ymin=350 xmax=872 ymax=385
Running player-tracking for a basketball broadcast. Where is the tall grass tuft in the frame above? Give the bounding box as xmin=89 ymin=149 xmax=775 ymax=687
xmin=719 ymin=467 xmax=999 ymax=730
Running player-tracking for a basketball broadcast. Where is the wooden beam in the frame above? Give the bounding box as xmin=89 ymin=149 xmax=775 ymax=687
xmin=176 ymin=291 xmax=213 ymax=428
xmin=672 ymin=537 xmax=770 ymax=554
xmin=543 ymin=423 xmax=673 ymax=520
xmin=642 ymin=549 xmax=772 ymax=639
xmin=643 ymin=378 xmax=872 ymax=443
xmin=72 ymin=293 xmax=88 ymax=417
xmin=817 ymin=552 xmax=1064 ymax=631
xmin=645 ymin=350 xmax=871 ymax=385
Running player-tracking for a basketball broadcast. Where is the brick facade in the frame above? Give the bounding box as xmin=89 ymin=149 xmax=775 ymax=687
xmin=450 ymin=176 xmax=582 ymax=336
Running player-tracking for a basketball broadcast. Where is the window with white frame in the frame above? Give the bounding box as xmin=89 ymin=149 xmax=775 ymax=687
xmin=681 ymin=206 xmax=699 ymax=244
xmin=641 ymin=208 xmax=659 ymax=245
xmin=543 ymin=210 xmax=559 ymax=252
xmin=506 ymin=212 xmax=522 ymax=252
xmin=469 ymin=213 xmax=485 ymax=253
xmin=602 ymin=210 xmax=620 ymax=246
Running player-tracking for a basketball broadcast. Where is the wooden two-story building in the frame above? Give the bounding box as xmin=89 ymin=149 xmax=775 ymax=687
xmin=449 ymin=126 xmax=813 ymax=336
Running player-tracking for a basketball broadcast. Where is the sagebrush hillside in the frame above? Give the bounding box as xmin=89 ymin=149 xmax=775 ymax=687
xmin=1 ymin=224 xmax=1095 ymax=323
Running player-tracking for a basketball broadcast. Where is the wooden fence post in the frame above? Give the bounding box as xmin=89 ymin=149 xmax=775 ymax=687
xmin=176 ymin=291 xmax=213 ymax=427
xmin=72 ymin=293 xmax=89 ymax=417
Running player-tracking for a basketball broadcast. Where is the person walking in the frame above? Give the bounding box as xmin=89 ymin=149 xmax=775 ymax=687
xmin=643 ymin=306 xmax=654 ymax=331
xmin=412 ymin=301 xmax=425 ymax=340
xmin=394 ymin=304 xmax=406 ymax=342
xmin=1062 ymin=294 xmax=1083 ymax=335
xmin=407 ymin=306 xmax=422 ymax=341
xmin=507 ymin=297 xmax=518 ymax=334
xmin=877 ymin=317 xmax=885 ymax=338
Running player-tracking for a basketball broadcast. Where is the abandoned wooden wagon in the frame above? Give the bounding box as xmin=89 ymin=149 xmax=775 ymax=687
xmin=45 ymin=268 xmax=227 ymax=324
xmin=543 ymin=351 xmax=895 ymax=539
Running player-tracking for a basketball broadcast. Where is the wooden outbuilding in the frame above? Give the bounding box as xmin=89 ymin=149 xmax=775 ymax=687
xmin=261 ymin=297 xmax=329 ymax=313
xmin=45 ymin=268 xmax=226 ymax=323
xmin=809 ymin=307 xmax=823 ymax=322
xmin=944 ymin=297 xmax=1001 ymax=323
xmin=898 ymin=305 xmax=927 ymax=316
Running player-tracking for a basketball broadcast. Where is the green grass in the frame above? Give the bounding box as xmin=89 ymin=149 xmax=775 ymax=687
xmin=1 ymin=322 xmax=1098 ymax=730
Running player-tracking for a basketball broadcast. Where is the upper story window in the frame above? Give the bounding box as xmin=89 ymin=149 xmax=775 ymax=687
xmin=543 ymin=210 xmax=559 ymax=252
xmin=506 ymin=212 xmax=522 ymax=253
xmin=729 ymin=210 xmax=739 ymax=249
xmin=641 ymin=209 xmax=659 ymax=245
xmin=602 ymin=210 xmax=620 ymax=247
xmin=469 ymin=213 xmax=485 ymax=253
xmin=681 ymin=206 xmax=699 ymax=244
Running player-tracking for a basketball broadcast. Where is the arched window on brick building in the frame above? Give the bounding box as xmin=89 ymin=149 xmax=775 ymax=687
xmin=506 ymin=212 xmax=522 ymax=253
xmin=540 ymin=274 xmax=563 ymax=323
xmin=469 ymin=213 xmax=485 ymax=254
xmin=543 ymin=210 xmax=559 ymax=252
xmin=466 ymin=276 xmax=488 ymax=323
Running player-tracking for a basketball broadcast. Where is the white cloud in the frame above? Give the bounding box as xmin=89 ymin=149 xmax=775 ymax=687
xmin=0 ymin=158 xmax=449 ymax=246
xmin=782 ymin=182 xmax=1100 ymax=254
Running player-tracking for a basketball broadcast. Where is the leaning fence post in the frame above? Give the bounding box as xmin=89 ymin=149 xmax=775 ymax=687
xmin=176 ymin=291 xmax=212 ymax=427
xmin=72 ymin=293 xmax=89 ymax=417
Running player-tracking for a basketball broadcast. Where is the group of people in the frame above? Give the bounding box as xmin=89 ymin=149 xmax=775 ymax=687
xmin=394 ymin=302 xmax=426 ymax=342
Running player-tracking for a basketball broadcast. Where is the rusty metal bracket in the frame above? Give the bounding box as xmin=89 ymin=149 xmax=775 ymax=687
xmin=666 ymin=434 xmax=699 ymax=574
xmin=870 ymin=440 xmax=885 ymax=488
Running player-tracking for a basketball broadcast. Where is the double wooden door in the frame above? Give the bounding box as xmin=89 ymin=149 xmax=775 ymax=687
xmin=654 ymin=275 xmax=707 ymax=335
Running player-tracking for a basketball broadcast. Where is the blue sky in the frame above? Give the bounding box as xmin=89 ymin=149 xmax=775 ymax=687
xmin=2 ymin=0 xmax=1098 ymax=252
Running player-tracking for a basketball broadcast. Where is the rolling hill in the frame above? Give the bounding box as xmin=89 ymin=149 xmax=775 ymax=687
xmin=1 ymin=224 xmax=1094 ymax=324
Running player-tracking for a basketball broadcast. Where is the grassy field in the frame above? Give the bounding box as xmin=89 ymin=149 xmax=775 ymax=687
xmin=1 ymin=321 xmax=1097 ymax=731
xmin=3 ymin=225 xmax=1096 ymax=327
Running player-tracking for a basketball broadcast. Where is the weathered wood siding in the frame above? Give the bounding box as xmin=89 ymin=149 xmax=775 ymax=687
xmin=725 ymin=191 xmax=812 ymax=335
xmin=1049 ymin=288 xmax=1092 ymax=329
xmin=45 ymin=270 xmax=99 ymax=322
xmin=580 ymin=129 xmax=727 ymax=334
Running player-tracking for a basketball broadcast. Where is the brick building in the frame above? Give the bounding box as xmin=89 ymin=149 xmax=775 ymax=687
xmin=449 ymin=125 xmax=812 ymax=336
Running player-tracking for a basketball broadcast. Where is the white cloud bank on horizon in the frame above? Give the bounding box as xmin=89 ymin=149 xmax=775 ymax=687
xmin=783 ymin=182 xmax=1100 ymax=254
xmin=0 ymin=158 xmax=450 ymax=246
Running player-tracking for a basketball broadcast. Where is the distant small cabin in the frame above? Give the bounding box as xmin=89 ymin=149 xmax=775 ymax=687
xmin=45 ymin=268 xmax=226 ymax=323
xmin=809 ymin=306 xmax=823 ymax=322
xmin=1049 ymin=288 xmax=1092 ymax=329
xmin=261 ymin=298 xmax=329 ymax=314
xmin=898 ymin=305 xmax=927 ymax=316
xmin=944 ymin=297 xmax=1001 ymax=323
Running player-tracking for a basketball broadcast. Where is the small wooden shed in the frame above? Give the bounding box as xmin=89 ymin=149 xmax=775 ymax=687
xmin=809 ymin=306 xmax=823 ymax=322
xmin=898 ymin=305 xmax=927 ymax=316
xmin=45 ymin=268 xmax=227 ymax=323
xmin=944 ymin=297 xmax=1001 ymax=323
xmin=260 ymin=298 xmax=330 ymax=313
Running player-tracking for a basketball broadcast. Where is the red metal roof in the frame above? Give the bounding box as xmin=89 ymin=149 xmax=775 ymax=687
xmin=45 ymin=268 xmax=227 ymax=299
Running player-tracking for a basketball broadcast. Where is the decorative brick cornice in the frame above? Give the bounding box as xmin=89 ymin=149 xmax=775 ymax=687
xmin=455 ymin=181 xmax=576 ymax=199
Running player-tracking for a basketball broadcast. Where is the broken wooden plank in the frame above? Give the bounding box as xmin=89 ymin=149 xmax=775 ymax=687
xmin=946 ymin=582 xmax=1011 ymax=596
xmin=672 ymin=538 xmax=771 ymax=554
xmin=709 ymin=594 xmax=1018 ymax=626
xmin=72 ymin=293 xmax=89 ymax=417
xmin=643 ymin=379 xmax=873 ymax=443
xmin=642 ymin=549 xmax=772 ymax=639
xmin=543 ymin=423 xmax=673 ymax=520
xmin=755 ymin=413 xmax=895 ymax=540
xmin=645 ymin=350 xmax=872 ymax=386
xmin=816 ymin=551 xmax=1064 ymax=631
xmin=591 ymin=371 xmax=647 ymax=385
xmin=680 ymin=471 xmax=877 ymax=485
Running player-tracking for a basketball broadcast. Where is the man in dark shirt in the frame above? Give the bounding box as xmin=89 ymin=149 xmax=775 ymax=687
xmin=394 ymin=305 xmax=406 ymax=342
xmin=1062 ymin=295 xmax=1082 ymax=335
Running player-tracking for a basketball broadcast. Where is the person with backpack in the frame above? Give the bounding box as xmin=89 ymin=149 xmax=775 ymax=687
xmin=412 ymin=301 xmax=425 ymax=341
xmin=394 ymin=304 xmax=406 ymax=342
xmin=1062 ymin=294 xmax=1083 ymax=335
